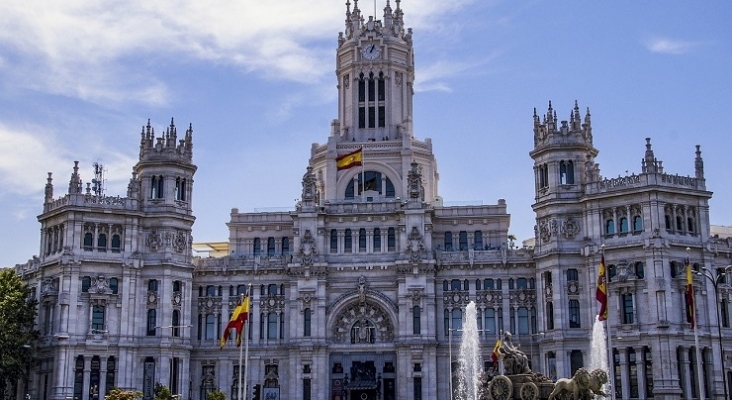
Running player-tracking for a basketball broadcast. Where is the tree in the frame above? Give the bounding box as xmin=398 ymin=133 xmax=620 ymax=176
xmin=0 ymin=268 xmax=39 ymax=397
xmin=105 ymin=388 xmax=142 ymax=400
xmin=207 ymin=389 xmax=225 ymax=400
xmin=154 ymin=383 xmax=173 ymax=400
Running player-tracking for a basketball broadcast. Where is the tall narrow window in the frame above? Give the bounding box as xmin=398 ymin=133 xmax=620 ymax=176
xmin=629 ymin=348 xmax=639 ymax=398
xmin=147 ymin=309 xmax=157 ymax=336
xmin=566 ymin=269 xmax=579 ymax=282
xmin=106 ymin=356 xmax=116 ymax=395
xmin=148 ymin=280 xmax=158 ymax=292
xmin=359 ymin=228 xmax=367 ymax=252
xmin=484 ymin=308 xmax=496 ymax=336
xmin=151 ymin=176 xmax=158 ymax=199
xmin=459 ymin=231 xmax=468 ymax=251
xmin=444 ymin=232 xmax=453 ymax=251
xmin=84 ymin=232 xmax=93 ymax=251
xmin=413 ymin=306 xmax=421 ymax=335
xmin=368 ymin=107 xmax=375 ymax=128
xmin=92 ymin=306 xmax=105 ymax=332
xmin=413 ymin=377 xmax=422 ymax=400
xmin=172 ymin=310 xmax=180 ymax=337
xmin=205 ymin=314 xmax=215 ymax=340
xmin=569 ymin=299 xmax=581 ymax=328
xmin=474 ymin=231 xmax=483 ymax=250
xmin=303 ymin=378 xmax=312 ymax=400
xmin=281 ymin=237 xmax=290 ymax=255
xmin=268 ymin=313 xmax=278 ymax=339
xmin=643 ymin=347 xmax=654 ymax=398
xmin=304 ymin=308 xmax=312 ymax=337
xmin=82 ymin=276 xmax=91 ymax=293
xmin=633 ymin=216 xmax=643 ymax=232
xmin=111 ymin=234 xmax=121 ymax=252
xmin=452 ymin=309 xmax=463 ymax=333
xmin=378 ymin=73 xmax=385 ymax=101
xmin=570 ymin=350 xmax=584 ymax=376
xmin=109 ymin=278 xmax=118 ymax=294
xmin=378 ymin=106 xmax=385 ymax=127
xmin=622 ymin=293 xmax=634 ymax=324
xmin=344 ymin=229 xmax=352 ymax=253
xmin=614 ymin=349 xmax=622 ymax=399
xmin=253 ymin=238 xmax=261 ymax=256
xmin=368 ymin=73 xmax=375 ymax=102
xmin=619 ymin=218 xmax=629 ymax=233
xmin=97 ymin=233 xmax=107 ymax=251
xmin=373 ymin=228 xmax=381 ymax=252
xmin=605 ymin=220 xmax=615 ymax=235
xmin=518 ymin=307 xmax=529 ymax=334
xmin=267 ymin=237 xmax=275 ymax=256
xmin=330 ymin=230 xmax=338 ymax=253
xmin=387 ymin=228 xmax=396 ymax=251
xmin=546 ymin=302 xmax=554 ymax=330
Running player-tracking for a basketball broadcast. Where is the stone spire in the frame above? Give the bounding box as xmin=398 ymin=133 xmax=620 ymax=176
xmin=695 ymin=145 xmax=704 ymax=179
xmin=641 ymin=138 xmax=660 ymax=173
xmin=44 ymin=172 xmax=54 ymax=203
xmin=68 ymin=161 xmax=82 ymax=194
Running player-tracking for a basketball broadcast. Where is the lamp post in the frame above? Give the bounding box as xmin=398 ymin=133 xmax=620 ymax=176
xmin=696 ymin=264 xmax=732 ymax=400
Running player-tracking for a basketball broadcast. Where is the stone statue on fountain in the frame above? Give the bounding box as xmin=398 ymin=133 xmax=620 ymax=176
xmin=499 ymin=330 xmax=532 ymax=375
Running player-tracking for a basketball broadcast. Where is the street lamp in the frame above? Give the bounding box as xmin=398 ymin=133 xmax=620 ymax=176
xmin=695 ymin=264 xmax=732 ymax=400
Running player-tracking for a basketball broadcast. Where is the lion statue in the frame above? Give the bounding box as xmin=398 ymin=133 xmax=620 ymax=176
xmin=548 ymin=368 xmax=609 ymax=400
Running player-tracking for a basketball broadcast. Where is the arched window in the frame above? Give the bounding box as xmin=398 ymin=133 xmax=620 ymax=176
xmin=109 ymin=278 xmax=118 ymax=294
xmin=175 ymin=178 xmax=186 ymax=201
xmin=151 ymin=176 xmax=158 ymax=199
xmin=373 ymin=228 xmax=381 ymax=252
xmin=444 ymin=232 xmax=453 ymax=251
xmin=517 ymin=278 xmax=528 ymax=289
xmin=605 ymin=220 xmax=615 ymax=235
xmin=111 ymin=234 xmax=121 ymax=252
xmin=157 ymin=176 xmax=164 ymax=199
xmin=173 ymin=280 xmax=181 ymax=292
xmin=345 ymin=171 xmax=395 ymax=199
xmin=475 ymin=279 xmax=482 ymax=291
xmin=676 ymin=216 xmax=683 ymax=231
xmin=688 ymin=217 xmax=696 ymax=234
xmin=451 ymin=279 xmax=461 ymax=291
xmin=474 ymin=230 xmax=483 ymax=250
xmin=566 ymin=269 xmax=579 ymax=282
xmin=443 ymin=280 xmax=449 ymax=292
xmin=97 ymin=233 xmax=107 ymax=251
xmin=359 ymin=228 xmax=367 ymax=252
xmin=350 ymin=319 xmax=376 ymax=344
xmin=388 ymin=228 xmax=396 ymax=251
xmin=633 ymin=216 xmax=643 ymax=232
xmin=83 ymin=232 xmax=93 ymax=251
xmin=344 ymin=229 xmax=352 ymax=253
xmin=330 ymin=230 xmax=338 ymax=253
xmin=253 ymin=238 xmax=261 ymax=256
xmin=619 ymin=218 xmax=629 ymax=233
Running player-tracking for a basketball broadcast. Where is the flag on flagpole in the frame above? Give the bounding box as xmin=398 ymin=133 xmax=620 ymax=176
xmin=336 ymin=148 xmax=363 ymax=170
xmin=491 ymin=339 xmax=502 ymax=364
xmin=685 ymin=257 xmax=695 ymax=328
xmin=220 ymin=295 xmax=250 ymax=348
xmin=596 ymin=254 xmax=608 ymax=321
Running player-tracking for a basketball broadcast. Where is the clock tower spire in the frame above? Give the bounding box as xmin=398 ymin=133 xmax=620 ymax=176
xmin=335 ymin=0 xmax=414 ymax=143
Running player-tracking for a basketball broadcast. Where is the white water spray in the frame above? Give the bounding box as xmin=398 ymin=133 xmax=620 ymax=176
xmin=589 ymin=316 xmax=608 ymax=372
xmin=456 ymin=301 xmax=484 ymax=400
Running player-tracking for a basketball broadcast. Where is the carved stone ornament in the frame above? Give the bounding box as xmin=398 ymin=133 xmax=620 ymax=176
xmin=301 ymin=165 xmax=318 ymax=204
xmin=539 ymin=220 xmax=551 ymax=243
xmin=147 ymin=230 xmax=163 ymax=251
xmin=147 ymin=291 xmax=158 ymax=305
xmin=409 ymin=288 xmax=424 ymax=305
xmin=173 ymin=230 xmax=187 ymax=253
xmin=299 ymin=230 xmax=317 ymax=266
xmin=405 ymin=226 xmax=424 ymax=263
xmin=562 ymin=218 xmax=580 ymax=239
xmin=332 ymin=300 xmax=394 ymax=343
xmin=407 ymin=160 xmax=423 ymax=200
xmin=172 ymin=292 xmax=183 ymax=307
xmin=41 ymin=277 xmax=57 ymax=295
xmin=395 ymin=72 xmax=403 ymax=86
xmin=90 ymin=276 xmax=110 ymax=294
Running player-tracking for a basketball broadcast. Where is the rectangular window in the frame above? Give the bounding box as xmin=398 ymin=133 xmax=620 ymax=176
xmin=569 ymin=300 xmax=581 ymax=328
xmin=368 ymin=79 xmax=375 ymax=101
xmin=413 ymin=306 xmax=421 ymax=335
xmin=359 ymin=107 xmax=366 ymax=128
xmin=413 ymin=377 xmax=422 ymax=400
xmin=147 ymin=309 xmax=157 ymax=336
xmin=368 ymin=107 xmax=375 ymax=128
xmin=92 ymin=306 xmax=105 ymax=331
xmin=205 ymin=314 xmax=215 ymax=340
xmin=304 ymin=308 xmax=312 ymax=337
xmin=268 ymin=313 xmax=278 ymax=339
xmin=378 ymin=106 xmax=385 ymax=127
xmin=387 ymin=228 xmax=396 ymax=251
xmin=378 ymin=78 xmax=385 ymax=101
xmin=358 ymin=80 xmax=365 ymax=102
xmin=622 ymin=294 xmax=634 ymax=324
xmin=303 ymin=379 xmax=311 ymax=400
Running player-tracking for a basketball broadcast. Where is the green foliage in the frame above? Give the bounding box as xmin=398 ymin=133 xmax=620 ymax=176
xmin=207 ymin=389 xmax=226 ymax=400
xmin=154 ymin=383 xmax=173 ymax=400
xmin=0 ymin=268 xmax=39 ymax=395
xmin=105 ymin=388 xmax=143 ymax=400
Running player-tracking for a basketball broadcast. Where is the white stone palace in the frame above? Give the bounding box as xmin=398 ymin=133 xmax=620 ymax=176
xmin=12 ymin=2 xmax=732 ymax=400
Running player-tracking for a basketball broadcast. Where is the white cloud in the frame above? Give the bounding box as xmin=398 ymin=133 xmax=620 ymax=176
xmin=645 ymin=37 xmax=700 ymax=55
xmin=0 ymin=122 xmax=137 ymax=198
xmin=415 ymin=54 xmax=497 ymax=93
xmin=0 ymin=0 xmax=478 ymax=106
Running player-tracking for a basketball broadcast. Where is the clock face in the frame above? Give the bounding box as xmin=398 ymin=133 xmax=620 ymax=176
xmin=361 ymin=43 xmax=381 ymax=60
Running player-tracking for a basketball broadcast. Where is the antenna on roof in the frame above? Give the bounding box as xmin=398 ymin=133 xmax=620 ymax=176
xmin=92 ymin=161 xmax=106 ymax=196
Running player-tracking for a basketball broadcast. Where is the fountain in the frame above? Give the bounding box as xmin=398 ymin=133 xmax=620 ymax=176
xmin=451 ymin=305 xmax=609 ymax=400
xmin=456 ymin=301 xmax=484 ymax=400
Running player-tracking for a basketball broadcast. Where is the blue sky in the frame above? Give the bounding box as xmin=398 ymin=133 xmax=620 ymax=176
xmin=1 ymin=1 xmax=730 ymax=267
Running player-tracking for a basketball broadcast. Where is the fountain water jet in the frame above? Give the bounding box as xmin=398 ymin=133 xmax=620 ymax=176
xmin=456 ymin=301 xmax=483 ymax=400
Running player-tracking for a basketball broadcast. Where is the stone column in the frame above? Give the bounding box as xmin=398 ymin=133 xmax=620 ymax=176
xmin=619 ymin=348 xmax=629 ymax=400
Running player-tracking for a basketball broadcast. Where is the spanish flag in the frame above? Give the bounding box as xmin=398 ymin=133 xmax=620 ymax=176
xmin=220 ymin=295 xmax=250 ymax=348
xmin=491 ymin=339 xmax=502 ymax=364
xmin=336 ymin=148 xmax=363 ymax=170
xmin=685 ymin=258 xmax=695 ymax=328
xmin=596 ymin=255 xmax=608 ymax=321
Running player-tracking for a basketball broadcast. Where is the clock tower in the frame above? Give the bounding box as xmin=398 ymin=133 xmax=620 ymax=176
xmin=335 ymin=0 xmax=414 ymax=143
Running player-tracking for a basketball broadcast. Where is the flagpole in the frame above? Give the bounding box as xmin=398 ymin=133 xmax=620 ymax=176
xmin=601 ymin=245 xmax=617 ymax=400
xmin=689 ymin=248 xmax=705 ymax=400
xmin=243 ymin=284 xmax=252 ymax=400
xmin=238 ymin=292 xmax=245 ymax=400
